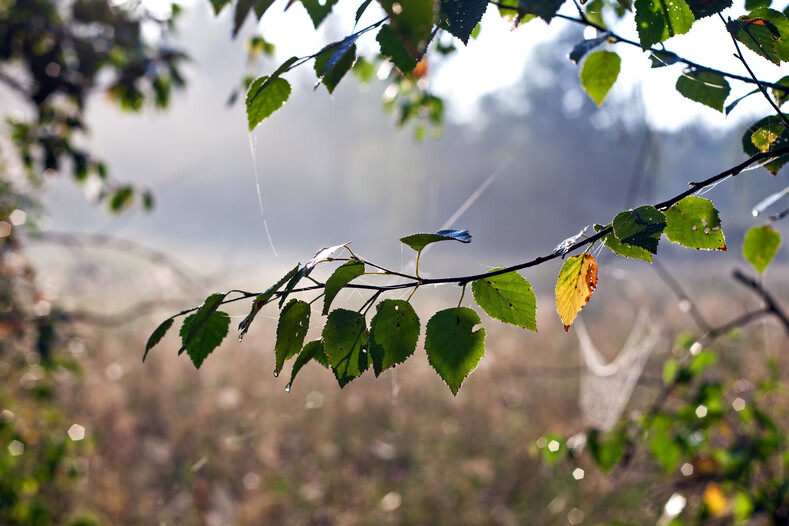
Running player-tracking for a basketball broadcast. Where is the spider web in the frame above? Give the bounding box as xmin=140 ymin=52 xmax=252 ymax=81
xmin=576 ymin=310 xmax=662 ymax=431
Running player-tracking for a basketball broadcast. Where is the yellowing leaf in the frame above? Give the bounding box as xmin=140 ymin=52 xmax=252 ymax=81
xmin=555 ymin=254 xmax=598 ymax=331
xmin=703 ymin=482 xmax=730 ymax=516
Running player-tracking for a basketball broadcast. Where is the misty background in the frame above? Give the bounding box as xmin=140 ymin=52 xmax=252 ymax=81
xmin=26 ymin=1 xmax=789 ymax=296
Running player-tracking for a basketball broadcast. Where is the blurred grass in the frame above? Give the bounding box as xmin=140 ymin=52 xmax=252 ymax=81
xmin=3 ymin=260 xmax=788 ymax=525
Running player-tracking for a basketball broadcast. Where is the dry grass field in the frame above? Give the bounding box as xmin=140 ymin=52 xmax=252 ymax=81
xmin=4 ymin=256 xmax=789 ymax=525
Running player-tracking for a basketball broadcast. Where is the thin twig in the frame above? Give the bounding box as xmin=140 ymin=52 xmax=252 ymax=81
xmin=722 ymin=14 xmax=789 ymax=129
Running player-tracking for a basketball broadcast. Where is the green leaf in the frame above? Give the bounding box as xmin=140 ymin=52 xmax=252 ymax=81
xmin=675 ymin=69 xmax=731 ymax=112
xmin=580 ymin=50 xmax=621 ymax=107
xmin=595 ymin=224 xmax=653 ymax=262
xmin=400 ymin=229 xmax=472 ymax=252
xmin=664 ymin=196 xmax=726 ymax=251
xmin=743 ymin=225 xmax=781 ymax=273
xmin=634 ymin=0 xmax=695 ymax=49
xmin=471 ymin=269 xmax=537 ymax=330
xmin=179 ymin=311 xmax=231 ymax=369
xmin=663 ymin=358 xmax=679 ymax=384
xmin=109 ymin=186 xmax=134 ymax=213
xmin=210 ymin=0 xmax=232 ymax=15
xmin=685 ymin=0 xmax=731 ymax=19
xmin=772 ymin=75 xmax=789 ymax=106
xmin=274 ymin=299 xmax=311 ymax=375
xmin=239 ymin=265 xmax=300 ymax=340
xmin=648 ymin=414 xmax=682 ymax=472
xmin=425 ymin=307 xmax=486 ymax=395
xmin=355 ymin=0 xmax=373 ymax=22
xmin=301 ymin=0 xmax=340 ymax=28
xmin=568 ymin=32 xmax=611 ymax=65
xmin=724 ymin=89 xmax=758 ymax=115
xmin=377 ymin=24 xmax=418 ymax=73
xmin=440 ymin=0 xmax=489 ymax=44
xmin=323 ymin=260 xmax=365 ymax=315
xmin=379 ymin=0 xmax=436 ymax=50
xmin=727 ymin=9 xmax=789 ymax=65
xmin=180 ymin=293 xmax=229 ymax=354
xmin=612 ymin=205 xmax=667 ymax=254
xmin=745 ymin=0 xmax=771 ymax=9
xmin=587 ymin=429 xmax=626 ymax=471
xmin=232 ymin=0 xmax=254 ymax=37
xmin=649 ymin=50 xmax=680 ymax=67
xmin=323 ymin=309 xmax=369 ymax=387
xmin=751 ymin=122 xmax=785 ymax=152
xmin=368 ymin=300 xmax=420 ymax=376
xmin=278 ymin=266 xmax=308 ymax=308
xmin=287 ymin=339 xmax=329 ymax=392
xmin=254 ymin=0 xmax=276 ymax=18
xmin=518 ymin=0 xmax=566 ymax=21
xmin=314 ymin=41 xmax=357 ymax=94
xmin=741 ymin=115 xmax=789 ymax=174
xmin=144 ymin=318 xmax=174 ymax=361
xmin=246 ymin=76 xmax=291 ymax=130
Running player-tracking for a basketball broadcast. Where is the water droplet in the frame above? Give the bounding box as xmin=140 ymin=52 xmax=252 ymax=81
xmin=273 ymin=370 xmax=279 ymax=378
xmin=285 ymin=384 xmax=291 ymax=393
xmin=238 ymin=336 xmax=243 ymax=342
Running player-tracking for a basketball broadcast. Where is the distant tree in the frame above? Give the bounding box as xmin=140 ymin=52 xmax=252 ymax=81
xmin=0 ymin=1 xmax=184 ymax=523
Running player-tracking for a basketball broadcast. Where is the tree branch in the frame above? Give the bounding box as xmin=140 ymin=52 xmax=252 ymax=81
xmin=722 ymin=14 xmax=789 ymax=129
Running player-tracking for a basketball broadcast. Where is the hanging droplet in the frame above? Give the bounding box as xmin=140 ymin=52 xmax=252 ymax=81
xmin=273 ymin=369 xmax=279 ymax=378
xmin=238 ymin=336 xmax=243 ymax=342
xmin=284 ymin=384 xmax=291 ymax=393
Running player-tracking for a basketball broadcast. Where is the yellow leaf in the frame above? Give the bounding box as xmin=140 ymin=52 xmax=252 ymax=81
xmin=555 ymin=254 xmax=598 ymax=331
xmin=703 ymin=482 xmax=730 ymax=516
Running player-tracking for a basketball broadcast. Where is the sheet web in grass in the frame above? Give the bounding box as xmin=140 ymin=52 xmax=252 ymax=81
xmin=575 ymin=310 xmax=661 ymax=431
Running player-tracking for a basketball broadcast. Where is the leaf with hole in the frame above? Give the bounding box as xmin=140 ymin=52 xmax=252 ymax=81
xmin=612 ymin=206 xmax=666 ymax=254
xmin=274 ymin=299 xmax=311 ymax=375
xmin=323 ymin=260 xmax=365 ymax=315
xmin=555 ymin=254 xmax=598 ymax=331
xmin=425 ymin=307 xmax=486 ymax=395
xmin=472 ymin=269 xmax=537 ymax=330
xmin=179 ymin=311 xmax=230 ymax=369
xmin=368 ymin=300 xmax=420 ymax=376
xmin=400 ymin=229 xmax=472 ymax=252
xmin=323 ymin=309 xmax=369 ymax=387
xmin=580 ymin=50 xmax=621 ymax=107
xmin=664 ymin=196 xmax=726 ymax=251
xmin=741 ymin=115 xmax=789 ymax=174
xmin=752 ymin=123 xmax=785 ymax=152
xmin=743 ymin=225 xmax=781 ymax=273
xmin=676 ymin=69 xmax=730 ymax=112
xmin=246 ymin=76 xmax=291 ymax=130
xmin=634 ymin=0 xmax=694 ymax=49
xmin=239 ymin=265 xmax=300 ymax=340
xmin=144 ymin=318 xmax=174 ymax=361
